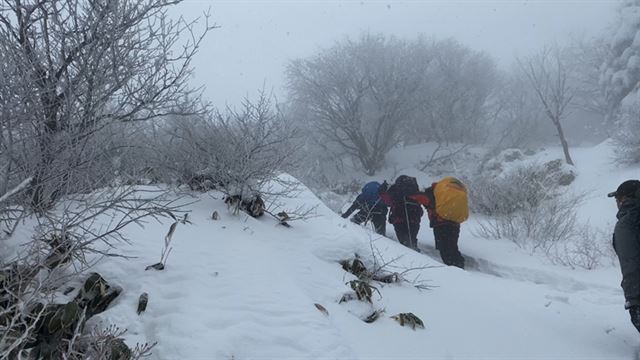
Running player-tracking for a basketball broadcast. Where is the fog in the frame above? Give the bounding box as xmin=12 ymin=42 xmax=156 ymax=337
xmin=176 ymin=0 xmax=616 ymax=108
xmin=4 ymin=1 xmax=640 ymax=357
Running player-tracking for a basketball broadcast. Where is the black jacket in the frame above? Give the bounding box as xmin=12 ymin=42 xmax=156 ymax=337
xmin=613 ymin=197 xmax=640 ymax=308
xmin=342 ymin=194 xmax=388 ymax=218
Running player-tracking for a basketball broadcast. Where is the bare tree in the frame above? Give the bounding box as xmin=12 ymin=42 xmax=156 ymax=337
xmin=152 ymin=91 xmax=301 ymax=199
xmin=520 ymin=47 xmax=575 ymax=165
xmin=565 ymin=36 xmax=609 ymax=118
xmin=286 ymin=33 xmax=427 ymax=176
xmin=212 ymin=93 xmax=301 ymax=198
xmin=488 ymin=66 xmax=547 ymax=150
xmin=0 ymin=1 xmax=213 ymax=356
xmin=412 ymin=38 xmax=497 ymax=146
xmin=0 ymin=0 xmax=212 ymax=211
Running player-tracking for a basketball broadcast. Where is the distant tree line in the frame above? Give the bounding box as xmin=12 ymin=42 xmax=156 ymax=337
xmin=286 ymin=1 xmax=640 ymax=177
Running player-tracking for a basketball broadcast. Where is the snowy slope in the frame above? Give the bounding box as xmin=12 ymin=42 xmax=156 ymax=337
xmin=87 ymin=142 xmax=640 ymax=359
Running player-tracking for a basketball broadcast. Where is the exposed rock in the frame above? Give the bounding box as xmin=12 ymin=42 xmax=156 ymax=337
xmin=503 ymin=149 xmax=523 ymax=162
xmin=74 ymin=273 xmax=122 ymax=317
xmin=137 ymin=292 xmax=149 ymax=315
xmin=23 ymin=273 xmax=123 ymax=357
xmin=544 ymin=159 xmax=563 ymax=173
xmin=542 ymin=159 xmax=576 ymax=187
xmin=108 ymin=338 xmax=132 ymax=360
xmin=557 ymin=172 xmax=576 ymax=186
xmin=390 ymin=312 xmax=425 ymax=330
xmin=224 ymin=194 xmax=265 ymax=218
xmin=187 ymin=173 xmax=223 ymax=192
xmin=145 ymin=262 xmax=165 ymax=271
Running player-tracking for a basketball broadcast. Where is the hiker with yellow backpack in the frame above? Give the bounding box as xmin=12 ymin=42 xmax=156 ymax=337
xmin=411 ymin=177 xmax=469 ymax=269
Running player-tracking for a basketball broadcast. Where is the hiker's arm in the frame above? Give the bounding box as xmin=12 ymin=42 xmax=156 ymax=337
xmin=342 ymin=195 xmax=363 ymax=218
xmin=378 ymin=182 xmax=393 ymax=206
xmin=409 ymin=193 xmax=432 ymax=208
xmin=378 ymin=192 xmax=393 ymax=206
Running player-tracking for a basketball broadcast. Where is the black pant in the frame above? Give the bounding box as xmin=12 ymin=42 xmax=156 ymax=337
xmin=434 ymin=223 xmax=464 ymax=269
xmin=352 ymin=211 xmax=386 ymax=236
xmin=394 ymin=223 xmax=420 ymax=250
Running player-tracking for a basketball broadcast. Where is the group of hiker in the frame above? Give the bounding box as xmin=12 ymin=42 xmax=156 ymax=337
xmin=341 ymin=175 xmax=468 ymax=269
xmin=341 ymin=175 xmax=640 ymax=335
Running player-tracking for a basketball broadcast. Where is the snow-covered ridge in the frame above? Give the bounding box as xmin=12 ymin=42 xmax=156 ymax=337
xmin=88 ymin=144 xmax=638 ymax=358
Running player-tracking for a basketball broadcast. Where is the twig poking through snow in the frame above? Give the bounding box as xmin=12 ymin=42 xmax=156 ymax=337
xmin=0 ymin=177 xmax=32 ymax=204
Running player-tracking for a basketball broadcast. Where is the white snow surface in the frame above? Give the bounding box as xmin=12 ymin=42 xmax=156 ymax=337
xmin=83 ymin=141 xmax=640 ymax=359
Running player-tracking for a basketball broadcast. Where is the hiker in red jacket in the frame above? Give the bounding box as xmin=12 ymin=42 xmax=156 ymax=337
xmin=378 ymin=175 xmax=423 ymax=251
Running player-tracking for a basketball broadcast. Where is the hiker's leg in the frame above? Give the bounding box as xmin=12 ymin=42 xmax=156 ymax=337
xmin=372 ymin=214 xmax=386 ymax=236
xmin=435 ymin=224 xmax=464 ymax=268
xmin=410 ymin=223 xmax=420 ymax=250
xmin=394 ymin=224 xmax=411 ymax=247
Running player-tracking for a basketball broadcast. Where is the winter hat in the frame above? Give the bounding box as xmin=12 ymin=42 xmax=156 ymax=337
xmin=607 ymin=180 xmax=640 ymax=198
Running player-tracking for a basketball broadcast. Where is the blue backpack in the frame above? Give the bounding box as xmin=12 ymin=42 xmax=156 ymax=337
xmin=361 ymin=181 xmax=381 ymax=207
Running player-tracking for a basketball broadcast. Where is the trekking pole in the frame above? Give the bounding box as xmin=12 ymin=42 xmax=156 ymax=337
xmin=365 ymin=198 xmax=381 ymax=228
xmin=404 ymin=196 xmax=412 ymax=248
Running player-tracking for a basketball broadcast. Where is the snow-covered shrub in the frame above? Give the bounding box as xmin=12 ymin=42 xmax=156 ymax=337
xmin=148 ymin=116 xmax=223 ymax=187
xmin=468 ymin=159 xmax=576 ymax=217
xmin=0 ymin=187 xmax=185 ymax=358
xmin=79 ymin=325 xmax=156 ymax=360
xmin=476 ymin=190 xmax=613 ymax=269
xmin=468 ymin=163 xmax=558 ymax=217
xmin=613 ymin=106 xmax=640 ymax=164
xmin=472 ymin=157 xmax=615 ymax=269
xmin=549 ymin=225 xmax=614 ymax=270
xmin=211 ymin=94 xmax=301 ymax=198
xmin=0 ymin=0 xmax=211 ymax=354
xmin=0 ymin=3 xmax=208 ymax=212
xmin=150 ymin=92 xmax=300 ymax=200
xmin=475 ymin=191 xmax=583 ymax=252
xmin=601 ymin=0 xmax=640 ymax=117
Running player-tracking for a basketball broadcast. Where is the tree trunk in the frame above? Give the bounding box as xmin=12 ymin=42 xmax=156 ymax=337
xmin=363 ymin=156 xmax=377 ymax=176
xmin=553 ymin=118 xmax=574 ymax=165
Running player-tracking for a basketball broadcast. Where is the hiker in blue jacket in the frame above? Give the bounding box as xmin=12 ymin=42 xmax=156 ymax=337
xmin=342 ymin=181 xmax=388 ymax=236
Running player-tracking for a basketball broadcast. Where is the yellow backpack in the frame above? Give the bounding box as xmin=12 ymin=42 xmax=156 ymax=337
xmin=433 ymin=177 xmax=469 ymax=223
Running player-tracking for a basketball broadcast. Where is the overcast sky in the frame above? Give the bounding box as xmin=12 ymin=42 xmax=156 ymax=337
xmin=175 ymin=0 xmax=619 ymax=108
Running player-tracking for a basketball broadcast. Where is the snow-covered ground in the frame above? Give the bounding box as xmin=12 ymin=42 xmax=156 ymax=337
xmin=76 ymin=141 xmax=640 ymax=359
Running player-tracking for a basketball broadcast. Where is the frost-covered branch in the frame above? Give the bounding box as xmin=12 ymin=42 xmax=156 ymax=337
xmin=0 ymin=177 xmax=32 ymax=204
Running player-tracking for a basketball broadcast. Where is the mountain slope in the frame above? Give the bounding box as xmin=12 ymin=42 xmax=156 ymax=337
xmin=90 ymin=157 xmax=637 ymax=359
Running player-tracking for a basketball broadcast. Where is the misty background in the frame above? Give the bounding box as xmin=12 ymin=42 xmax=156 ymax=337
xmin=177 ymin=0 xmax=615 ymax=109
xmin=3 ymin=0 xmax=640 ymax=357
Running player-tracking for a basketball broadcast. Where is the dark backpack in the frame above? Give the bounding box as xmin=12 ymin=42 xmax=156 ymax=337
xmin=388 ymin=175 xmax=422 ymax=224
xmin=394 ymin=175 xmax=419 ymax=196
